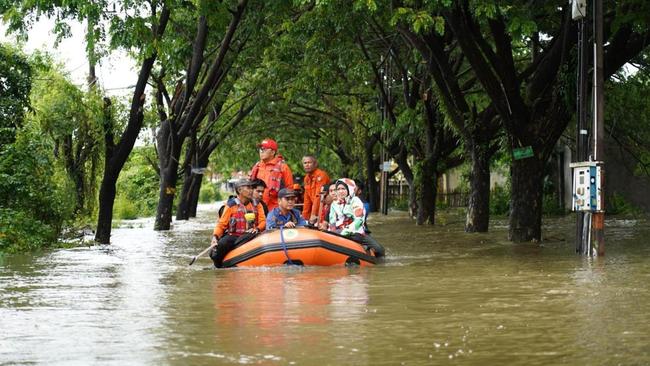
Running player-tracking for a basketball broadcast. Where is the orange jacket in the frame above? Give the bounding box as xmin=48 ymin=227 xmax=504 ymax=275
xmin=213 ymin=200 xmax=266 ymax=238
xmin=249 ymin=155 xmax=293 ymax=210
xmin=302 ymin=168 xmax=330 ymax=220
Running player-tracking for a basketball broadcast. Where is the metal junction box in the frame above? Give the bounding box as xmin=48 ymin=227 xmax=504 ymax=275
xmin=569 ymin=161 xmax=604 ymax=212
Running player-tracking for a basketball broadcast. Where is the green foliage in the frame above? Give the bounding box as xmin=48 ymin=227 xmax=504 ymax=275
xmin=0 ymin=43 xmax=32 ymax=147
xmin=0 ymin=124 xmax=75 ymax=253
xmin=608 ymin=193 xmax=643 ymax=216
xmin=542 ymin=192 xmax=566 ymax=216
xmin=390 ymin=196 xmax=409 ymax=211
xmin=199 ymin=180 xmax=225 ymax=203
xmin=606 ymin=68 xmax=650 ymax=177
xmin=391 ymin=8 xmax=443 ymax=35
xmin=30 ymin=63 xmax=105 ymax=215
xmin=114 ymin=146 xmax=159 ymax=219
xmin=489 ymin=185 xmax=510 ymax=216
xmin=113 ymin=196 xmax=139 ymax=220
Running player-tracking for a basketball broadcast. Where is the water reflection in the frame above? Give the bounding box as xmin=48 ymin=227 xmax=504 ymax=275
xmin=212 ymin=267 xmax=369 ymax=349
xmin=2 ymin=209 xmax=650 ymax=365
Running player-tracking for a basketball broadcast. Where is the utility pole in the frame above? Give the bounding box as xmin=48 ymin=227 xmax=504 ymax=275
xmin=575 ymin=3 xmax=589 ymax=254
xmin=591 ymin=0 xmax=605 ymax=255
xmin=571 ymin=0 xmax=605 ymax=256
xmin=378 ymin=55 xmax=390 ymax=215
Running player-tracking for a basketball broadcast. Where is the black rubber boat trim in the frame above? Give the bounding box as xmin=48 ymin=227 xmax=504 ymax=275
xmin=222 ymin=239 xmax=378 ymax=267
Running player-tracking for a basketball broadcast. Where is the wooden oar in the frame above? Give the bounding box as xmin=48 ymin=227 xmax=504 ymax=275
xmin=189 ymin=243 xmax=216 ymax=266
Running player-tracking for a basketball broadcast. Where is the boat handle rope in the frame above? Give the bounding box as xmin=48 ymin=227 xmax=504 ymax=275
xmin=280 ymin=226 xmax=294 ymax=265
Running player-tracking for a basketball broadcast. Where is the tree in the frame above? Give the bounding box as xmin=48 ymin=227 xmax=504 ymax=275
xmin=150 ymin=0 xmax=252 ymax=230
xmin=31 ymin=66 xmax=103 ymax=215
xmin=2 ymin=0 xmax=173 ymax=243
xmin=441 ymin=0 xmax=650 ymax=241
xmin=393 ymin=9 xmax=500 ymax=231
xmin=0 ymin=43 xmax=31 ymax=147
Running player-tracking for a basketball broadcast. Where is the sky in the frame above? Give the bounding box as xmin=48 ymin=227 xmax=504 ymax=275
xmin=1 ymin=17 xmax=137 ymax=97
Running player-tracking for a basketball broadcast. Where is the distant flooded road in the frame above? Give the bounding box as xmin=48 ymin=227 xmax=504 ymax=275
xmin=2 ymin=206 xmax=649 ymax=365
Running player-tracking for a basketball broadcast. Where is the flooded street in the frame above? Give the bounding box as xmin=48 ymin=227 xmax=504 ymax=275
xmin=1 ymin=205 xmax=650 ymax=365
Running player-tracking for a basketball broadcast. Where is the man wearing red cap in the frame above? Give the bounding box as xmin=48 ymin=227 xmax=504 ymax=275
xmin=249 ymin=138 xmax=293 ymax=210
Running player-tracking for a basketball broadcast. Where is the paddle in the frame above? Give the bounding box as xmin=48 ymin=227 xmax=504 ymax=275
xmin=189 ymin=212 xmax=258 ymax=266
xmin=188 ymin=243 xmax=216 ymax=266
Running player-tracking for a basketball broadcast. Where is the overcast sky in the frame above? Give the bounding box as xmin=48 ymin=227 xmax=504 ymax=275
xmin=1 ymin=17 xmax=137 ymax=97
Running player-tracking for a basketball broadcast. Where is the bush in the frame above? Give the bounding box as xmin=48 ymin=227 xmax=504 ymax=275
xmin=490 ymin=185 xmax=510 ymax=215
xmin=0 ymin=209 xmax=58 ymax=252
xmin=608 ymin=193 xmax=642 ymax=215
xmin=542 ymin=192 xmax=566 ymax=215
xmin=113 ymin=196 xmax=139 ymax=220
xmin=389 ymin=196 xmax=409 ymax=211
xmin=199 ymin=181 xmax=225 ymax=203
xmin=0 ymin=128 xmax=74 ymax=252
xmin=114 ymin=147 xmax=159 ymax=219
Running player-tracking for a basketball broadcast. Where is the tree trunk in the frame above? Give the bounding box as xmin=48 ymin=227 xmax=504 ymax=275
xmin=72 ymin=165 xmax=86 ymax=215
xmin=187 ymin=173 xmax=203 ymax=218
xmin=364 ymin=137 xmax=379 ymax=212
xmin=394 ymin=149 xmax=416 ymax=218
xmin=465 ymin=143 xmax=491 ymax=232
xmin=155 ymin=163 xmax=179 ymax=230
xmin=416 ymin=162 xmax=437 ymax=225
xmin=95 ymin=173 xmax=117 ymax=244
xmin=154 ymin=121 xmax=181 ymax=231
xmin=94 ymin=7 xmax=170 ymax=243
xmin=175 ymin=138 xmax=195 ymax=221
xmin=509 ymin=157 xmax=544 ymax=242
xmin=176 ymin=170 xmax=193 ymax=220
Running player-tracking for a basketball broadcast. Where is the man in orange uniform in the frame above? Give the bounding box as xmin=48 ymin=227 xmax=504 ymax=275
xmin=210 ymin=179 xmax=266 ymax=268
xmin=301 ymin=155 xmax=330 ymax=224
xmin=249 ymin=138 xmax=293 ymax=211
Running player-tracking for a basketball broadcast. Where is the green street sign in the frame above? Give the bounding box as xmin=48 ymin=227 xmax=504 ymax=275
xmin=513 ymin=146 xmax=534 ymax=160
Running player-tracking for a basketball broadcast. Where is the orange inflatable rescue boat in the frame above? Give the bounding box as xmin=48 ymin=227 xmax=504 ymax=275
xmin=221 ymin=227 xmax=378 ymax=267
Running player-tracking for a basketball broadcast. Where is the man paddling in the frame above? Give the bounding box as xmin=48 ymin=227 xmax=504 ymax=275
xmin=210 ymin=179 xmax=266 ymax=268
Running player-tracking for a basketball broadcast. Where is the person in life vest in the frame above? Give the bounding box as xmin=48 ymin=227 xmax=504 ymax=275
xmin=221 ymin=178 xmax=269 ymax=219
xmin=249 ymin=138 xmax=293 ymax=211
xmin=301 ymin=155 xmax=330 ymax=224
xmin=266 ymin=188 xmax=307 ymax=230
xmin=210 ymin=179 xmax=266 ymax=268
xmin=329 ymin=178 xmax=385 ymax=258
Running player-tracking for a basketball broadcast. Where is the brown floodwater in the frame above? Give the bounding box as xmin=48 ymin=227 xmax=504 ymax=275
xmin=1 ymin=205 xmax=649 ymax=365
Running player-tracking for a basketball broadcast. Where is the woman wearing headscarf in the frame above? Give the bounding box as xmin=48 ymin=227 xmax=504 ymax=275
xmin=329 ymin=178 xmax=385 ymax=258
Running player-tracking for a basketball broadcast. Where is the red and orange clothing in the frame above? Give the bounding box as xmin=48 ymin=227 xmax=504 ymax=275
xmin=250 ymin=156 xmax=293 ymax=211
xmin=213 ymin=199 xmax=266 ymax=239
xmin=319 ymin=201 xmax=331 ymax=224
xmin=302 ymin=168 xmax=330 ymax=220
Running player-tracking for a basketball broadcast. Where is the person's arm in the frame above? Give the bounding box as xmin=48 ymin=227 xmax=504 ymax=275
xmin=257 ymin=204 xmax=267 ymax=231
xmin=282 ymin=164 xmax=293 ymax=189
xmin=302 ymin=187 xmax=312 ymax=220
xmin=213 ymin=206 xmax=231 ymax=242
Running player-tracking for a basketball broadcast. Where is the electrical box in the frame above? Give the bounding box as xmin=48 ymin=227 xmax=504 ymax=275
xmin=572 ymin=0 xmax=587 ymax=20
xmin=570 ymin=161 xmax=604 ymax=212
